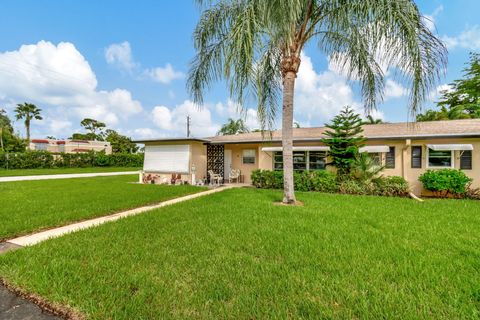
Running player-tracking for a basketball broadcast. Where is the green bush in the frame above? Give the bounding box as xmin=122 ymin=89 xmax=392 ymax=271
xmin=0 ymin=150 xmax=144 ymax=169
xmin=0 ymin=151 xmax=54 ymax=169
xmin=419 ymin=169 xmax=472 ymax=195
xmin=373 ymin=176 xmax=410 ymax=197
xmin=252 ymin=169 xmax=408 ymax=197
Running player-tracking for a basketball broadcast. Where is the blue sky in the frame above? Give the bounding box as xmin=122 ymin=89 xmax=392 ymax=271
xmin=0 ymin=0 xmax=479 ymax=139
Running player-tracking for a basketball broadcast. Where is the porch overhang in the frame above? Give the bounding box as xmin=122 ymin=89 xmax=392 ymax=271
xmin=261 ymin=146 xmax=330 ymax=152
xmin=426 ymin=144 xmax=473 ymax=151
xmin=359 ymin=145 xmax=390 ymax=153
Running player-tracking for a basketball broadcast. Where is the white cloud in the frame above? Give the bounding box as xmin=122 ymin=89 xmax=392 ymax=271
xmin=295 ymin=53 xmax=362 ymax=124
xmin=428 ymin=83 xmax=454 ymax=102
xmin=384 ymin=79 xmax=408 ymax=99
xmin=131 ymin=127 xmax=164 ymax=139
xmin=152 ymin=100 xmax=219 ymax=137
xmin=215 ymin=99 xmax=260 ymax=129
xmin=0 ymin=41 xmax=143 ymax=129
xmin=105 ymin=41 xmax=137 ymax=71
xmin=442 ymin=25 xmax=480 ymax=50
xmin=145 ymin=63 xmax=184 ymax=84
xmin=422 ymin=5 xmax=443 ymax=32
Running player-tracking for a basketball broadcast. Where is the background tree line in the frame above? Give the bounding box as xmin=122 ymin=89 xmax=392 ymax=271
xmin=0 ymin=104 xmax=138 ymax=154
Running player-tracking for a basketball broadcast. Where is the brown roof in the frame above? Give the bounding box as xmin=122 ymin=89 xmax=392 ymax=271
xmin=208 ymin=119 xmax=480 ymax=144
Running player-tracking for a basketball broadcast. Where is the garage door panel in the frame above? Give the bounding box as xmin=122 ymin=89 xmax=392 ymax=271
xmin=144 ymin=145 xmax=190 ymax=173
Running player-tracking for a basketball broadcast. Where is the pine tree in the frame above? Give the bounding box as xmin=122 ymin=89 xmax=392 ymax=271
xmin=323 ymin=106 xmax=366 ymax=176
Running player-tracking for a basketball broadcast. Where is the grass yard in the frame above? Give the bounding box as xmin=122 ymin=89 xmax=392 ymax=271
xmin=0 ymin=175 xmax=204 ymax=240
xmin=0 ymin=167 xmax=140 ymax=177
xmin=1 ymin=188 xmax=479 ymax=319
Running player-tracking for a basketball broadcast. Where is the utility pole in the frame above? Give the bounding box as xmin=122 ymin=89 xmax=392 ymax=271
xmin=186 ymin=115 xmax=191 ymax=137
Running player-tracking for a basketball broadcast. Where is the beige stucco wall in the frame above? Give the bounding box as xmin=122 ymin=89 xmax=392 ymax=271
xmin=142 ymin=138 xmax=480 ymax=193
xmin=255 ymin=138 xmax=480 ymax=195
xmin=224 ymin=144 xmax=260 ymax=184
xmin=29 ymin=140 xmax=112 ymax=154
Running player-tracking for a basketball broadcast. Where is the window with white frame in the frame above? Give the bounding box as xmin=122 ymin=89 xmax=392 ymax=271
xmin=242 ymin=149 xmax=256 ymax=164
xmin=273 ymin=151 xmax=326 ymax=171
xmin=35 ymin=143 xmax=48 ymax=150
xmin=427 ymin=149 xmax=453 ymax=168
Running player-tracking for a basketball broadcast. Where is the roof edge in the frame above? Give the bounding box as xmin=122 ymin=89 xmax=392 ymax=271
xmin=132 ymin=137 xmax=210 ymax=144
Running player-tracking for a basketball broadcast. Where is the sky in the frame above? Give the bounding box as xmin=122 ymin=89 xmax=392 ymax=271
xmin=0 ymin=0 xmax=479 ymax=140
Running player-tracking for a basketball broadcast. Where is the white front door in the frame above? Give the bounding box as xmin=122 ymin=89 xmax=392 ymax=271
xmin=224 ymin=149 xmax=232 ymax=179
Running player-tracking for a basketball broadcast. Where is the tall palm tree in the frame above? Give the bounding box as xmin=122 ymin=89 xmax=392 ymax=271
xmin=217 ymin=118 xmax=250 ymax=135
xmin=14 ymin=103 xmax=43 ymax=142
xmin=188 ymin=0 xmax=447 ymax=204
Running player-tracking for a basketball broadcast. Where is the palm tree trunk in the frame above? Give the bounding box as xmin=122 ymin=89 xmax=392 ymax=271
xmin=26 ymin=120 xmax=30 ymax=143
xmin=282 ymin=70 xmax=297 ymax=204
xmin=0 ymin=127 xmax=4 ymax=151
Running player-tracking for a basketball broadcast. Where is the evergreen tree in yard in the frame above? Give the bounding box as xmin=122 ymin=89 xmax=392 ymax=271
xmin=323 ymin=106 xmax=366 ymax=176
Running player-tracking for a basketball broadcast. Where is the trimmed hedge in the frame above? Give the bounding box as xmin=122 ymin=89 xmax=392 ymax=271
xmin=0 ymin=150 xmax=143 ymax=169
xmin=419 ymin=169 xmax=472 ymax=196
xmin=251 ymin=169 xmax=409 ymax=197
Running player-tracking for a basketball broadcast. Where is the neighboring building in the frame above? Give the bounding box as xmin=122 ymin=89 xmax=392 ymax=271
xmin=134 ymin=119 xmax=480 ymax=195
xmin=29 ymin=139 xmax=112 ymax=154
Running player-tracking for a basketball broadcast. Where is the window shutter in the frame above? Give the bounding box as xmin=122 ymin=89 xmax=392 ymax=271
xmin=411 ymin=146 xmax=422 ymax=168
xmin=460 ymin=150 xmax=472 ymax=170
xmin=144 ymin=145 xmax=190 ymax=173
xmin=385 ymin=147 xmax=395 ymax=168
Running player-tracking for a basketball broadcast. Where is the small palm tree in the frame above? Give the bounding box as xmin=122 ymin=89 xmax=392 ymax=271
xmin=363 ymin=115 xmax=383 ymax=125
xmin=217 ymin=118 xmax=250 ymax=135
xmin=14 ymin=103 xmax=42 ymax=142
xmin=189 ymin=0 xmax=447 ymax=204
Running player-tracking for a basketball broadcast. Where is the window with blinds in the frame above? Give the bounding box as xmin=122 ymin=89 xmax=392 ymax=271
xmin=385 ymin=147 xmax=395 ymax=168
xmin=411 ymin=146 xmax=422 ymax=168
xmin=460 ymin=150 xmax=472 ymax=170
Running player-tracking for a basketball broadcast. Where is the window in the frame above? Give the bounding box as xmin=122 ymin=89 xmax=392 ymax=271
xmin=309 ymin=151 xmax=326 ymax=170
xmin=460 ymin=150 xmax=472 ymax=170
xmin=385 ymin=147 xmax=395 ymax=168
xmin=242 ymin=149 xmax=256 ymax=164
xmin=273 ymin=152 xmax=283 ymax=170
xmin=428 ymin=149 xmax=453 ymax=168
xmin=369 ymin=153 xmax=382 ymax=165
xmin=273 ymin=151 xmax=326 ymax=171
xmin=411 ymin=146 xmax=422 ymax=168
xmin=35 ymin=143 xmax=48 ymax=150
xmin=293 ymin=151 xmax=307 ymax=170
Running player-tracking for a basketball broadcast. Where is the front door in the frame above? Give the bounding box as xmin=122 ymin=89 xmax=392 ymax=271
xmin=224 ymin=149 xmax=232 ymax=180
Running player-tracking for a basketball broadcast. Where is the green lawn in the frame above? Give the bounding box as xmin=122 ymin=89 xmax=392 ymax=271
xmin=0 ymin=175 xmax=204 ymax=240
xmin=1 ymin=188 xmax=479 ymax=319
xmin=0 ymin=167 xmax=140 ymax=177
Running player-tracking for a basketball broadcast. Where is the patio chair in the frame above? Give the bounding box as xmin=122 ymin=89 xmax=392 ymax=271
xmin=171 ymin=173 xmax=182 ymax=185
xmin=208 ymin=170 xmax=223 ymax=186
xmin=228 ymin=169 xmax=241 ymax=183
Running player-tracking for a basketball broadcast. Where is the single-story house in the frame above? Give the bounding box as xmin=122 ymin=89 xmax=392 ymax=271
xmin=29 ymin=139 xmax=112 ymax=154
xmin=134 ymin=119 xmax=480 ymax=195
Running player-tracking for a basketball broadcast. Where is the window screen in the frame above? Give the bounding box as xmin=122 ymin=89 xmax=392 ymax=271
xmin=385 ymin=147 xmax=395 ymax=168
xmin=460 ymin=150 xmax=472 ymax=170
xmin=411 ymin=146 xmax=422 ymax=168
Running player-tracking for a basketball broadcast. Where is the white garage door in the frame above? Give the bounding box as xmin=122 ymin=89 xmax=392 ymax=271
xmin=144 ymin=145 xmax=190 ymax=173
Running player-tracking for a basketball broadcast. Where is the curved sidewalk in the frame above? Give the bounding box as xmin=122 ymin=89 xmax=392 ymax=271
xmin=4 ymin=185 xmax=238 ymax=248
xmin=0 ymin=171 xmax=139 ymax=183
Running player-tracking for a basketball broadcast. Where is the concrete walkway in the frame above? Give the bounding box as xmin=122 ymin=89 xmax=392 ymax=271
xmin=0 ymin=171 xmax=139 ymax=183
xmin=5 ymin=185 xmax=238 ymax=248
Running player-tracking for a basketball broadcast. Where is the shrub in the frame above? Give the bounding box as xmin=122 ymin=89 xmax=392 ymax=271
xmin=338 ymin=179 xmax=369 ymax=195
xmin=252 ymin=170 xmax=408 ymax=197
xmin=373 ymin=176 xmax=410 ymax=197
xmin=0 ymin=150 xmax=144 ymax=169
xmin=419 ymin=169 xmax=472 ymax=196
